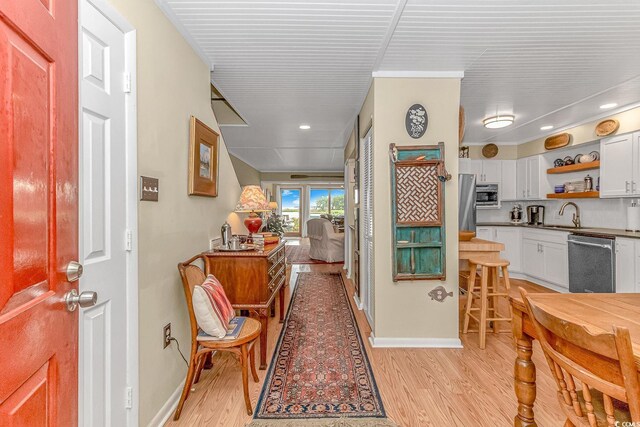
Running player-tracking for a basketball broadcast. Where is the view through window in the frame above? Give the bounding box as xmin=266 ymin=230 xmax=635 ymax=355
xmin=310 ymin=188 xmax=345 ymax=219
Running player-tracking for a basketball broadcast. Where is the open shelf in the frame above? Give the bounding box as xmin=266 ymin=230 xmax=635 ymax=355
xmin=546 ymin=191 xmax=600 ymax=199
xmin=547 ymin=161 xmax=600 ymax=174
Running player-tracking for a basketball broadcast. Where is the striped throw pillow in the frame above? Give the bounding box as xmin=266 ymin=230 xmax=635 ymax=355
xmin=192 ymin=275 xmax=236 ymax=338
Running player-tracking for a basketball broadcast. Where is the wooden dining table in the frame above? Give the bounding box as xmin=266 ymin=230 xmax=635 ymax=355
xmin=510 ymin=293 xmax=640 ymax=426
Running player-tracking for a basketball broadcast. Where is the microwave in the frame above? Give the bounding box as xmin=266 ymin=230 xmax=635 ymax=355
xmin=476 ymin=183 xmax=500 ymax=209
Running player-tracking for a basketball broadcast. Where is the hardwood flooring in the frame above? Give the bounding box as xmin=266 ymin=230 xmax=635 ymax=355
xmin=165 ymin=263 xmax=565 ymax=427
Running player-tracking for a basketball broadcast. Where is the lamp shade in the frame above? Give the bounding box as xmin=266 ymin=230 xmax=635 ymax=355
xmin=268 ymin=201 xmax=278 ymax=211
xmin=235 ymin=185 xmax=269 ymax=212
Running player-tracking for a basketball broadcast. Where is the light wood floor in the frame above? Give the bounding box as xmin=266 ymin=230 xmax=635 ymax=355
xmin=166 ymin=263 xmax=565 ymax=427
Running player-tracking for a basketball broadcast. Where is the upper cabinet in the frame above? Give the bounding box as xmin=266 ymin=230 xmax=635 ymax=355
xmin=516 ymin=156 xmax=545 ymax=200
xmin=600 ymin=132 xmax=640 ymax=198
xmin=459 ymin=159 xmax=501 ymax=183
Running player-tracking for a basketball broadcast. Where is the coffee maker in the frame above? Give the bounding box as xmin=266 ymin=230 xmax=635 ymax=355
xmin=526 ymin=205 xmax=545 ymax=225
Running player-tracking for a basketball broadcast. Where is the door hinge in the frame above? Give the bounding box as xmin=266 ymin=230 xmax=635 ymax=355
xmin=123 ymin=72 xmax=131 ymax=93
xmin=125 ymin=229 xmax=133 ymax=252
xmin=125 ymin=387 xmax=133 ymax=409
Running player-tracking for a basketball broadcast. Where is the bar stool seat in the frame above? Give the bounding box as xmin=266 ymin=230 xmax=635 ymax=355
xmin=463 ymin=256 xmax=512 ymax=349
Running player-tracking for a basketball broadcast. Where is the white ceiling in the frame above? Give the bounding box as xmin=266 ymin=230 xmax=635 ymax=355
xmin=158 ymin=0 xmax=640 ymax=171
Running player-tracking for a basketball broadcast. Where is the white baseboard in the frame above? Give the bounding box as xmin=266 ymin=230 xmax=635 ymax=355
xmin=353 ymin=293 xmax=363 ymax=310
xmin=368 ymin=333 xmax=463 ymax=349
xmin=147 ymin=382 xmax=183 ymax=427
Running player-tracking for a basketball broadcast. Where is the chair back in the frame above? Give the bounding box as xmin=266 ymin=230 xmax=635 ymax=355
xmin=306 ymin=218 xmax=332 ymax=240
xmin=177 ymin=255 xmax=207 ymax=345
xmin=519 ymin=288 xmax=640 ymax=425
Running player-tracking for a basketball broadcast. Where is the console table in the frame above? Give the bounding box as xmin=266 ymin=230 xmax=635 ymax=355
xmin=202 ymin=242 xmax=286 ymax=369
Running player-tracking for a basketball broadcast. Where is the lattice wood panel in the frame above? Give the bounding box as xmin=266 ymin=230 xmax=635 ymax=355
xmin=395 ymin=163 xmax=441 ymax=225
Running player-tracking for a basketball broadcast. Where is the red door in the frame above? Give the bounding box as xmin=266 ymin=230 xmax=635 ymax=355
xmin=0 ymin=0 xmax=78 ymax=425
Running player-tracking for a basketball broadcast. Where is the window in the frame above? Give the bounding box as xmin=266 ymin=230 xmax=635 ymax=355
xmin=309 ymin=188 xmax=345 ymax=219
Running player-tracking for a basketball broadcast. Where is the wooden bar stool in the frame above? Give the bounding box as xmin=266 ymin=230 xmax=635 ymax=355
xmin=462 ymin=256 xmax=512 ymax=349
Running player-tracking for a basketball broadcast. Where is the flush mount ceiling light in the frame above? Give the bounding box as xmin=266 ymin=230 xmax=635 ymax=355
xmin=599 ymin=103 xmax=618 ymax=110
xmin=483 ymin=114 xmax=514 ymax=129
xmin=299 ymin=124 xmax=311 ymax=130
xmin=540 ymin=125 xmax=554 ymax=131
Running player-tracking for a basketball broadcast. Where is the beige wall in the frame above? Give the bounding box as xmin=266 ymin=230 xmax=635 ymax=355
xmin=109 ymin=0 xmax=242 ymax=424
xmin=229 ymin=154 xmax=262 ymax=186
xmin=371 ymin=78 xmax=461 ymax=340
xmin=518 ymin=107 xmax=640 ymax=158
xmin=467 ymin=144 xmax=518 ymax=160
xmin=344 ymin=129 xmax=356 ymax=160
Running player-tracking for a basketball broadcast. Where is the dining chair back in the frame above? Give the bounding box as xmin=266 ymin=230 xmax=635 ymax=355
xmin=520 ymin=288 xmax=640 ymax=426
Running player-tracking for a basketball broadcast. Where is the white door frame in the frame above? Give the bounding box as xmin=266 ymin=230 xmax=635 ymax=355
xmin=78 ymin=0 xmax=139 ymax=424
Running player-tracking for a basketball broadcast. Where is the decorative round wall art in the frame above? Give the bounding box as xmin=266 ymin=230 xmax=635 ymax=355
xmin=405 ymin=104 xmax=428 ymax=139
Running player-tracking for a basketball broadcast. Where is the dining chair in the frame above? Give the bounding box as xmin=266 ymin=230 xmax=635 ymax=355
xmin=174 ymin=255 xmax=261 ymax=420
xmin=520 ymin=288 xmax=640 ymax=426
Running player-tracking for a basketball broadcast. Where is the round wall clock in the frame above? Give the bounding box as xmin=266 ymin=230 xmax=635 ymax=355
xmin=405 ymin=104 xmax=428 ymax=139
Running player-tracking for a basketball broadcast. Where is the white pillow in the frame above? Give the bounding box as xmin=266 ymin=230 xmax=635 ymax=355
xmin=192 ymin=275 xmax=235 ymax=338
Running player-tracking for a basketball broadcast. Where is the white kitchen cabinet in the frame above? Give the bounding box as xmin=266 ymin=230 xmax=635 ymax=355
xmin=600 ymin=132 xmax=640 ymax=197
xmin=515 ymin=156 xmax=547 ymax=200
xmin=542 ymin=242 xmax=569 ymax=288
xmin=522 ymin=239 xmax=544 ymax=280
xmin=521 ymin=230 xmax=569 ymax=289
xmin=495 ymin=227 xmax=521 ymax=272
xmin=516 ymin=158 xmax=527 ymax=199
xmin=475 ymin=226 xmax=494 ymax=241
xmin=482 ymin=161 xmax=502 ymax=183
xmin=526 ymin=156 xmax=542 ymax=199
xmin=616 ymin=238 xmax=636 ymax=293
xmin=501 ymin=160 xmax=517 ymax=201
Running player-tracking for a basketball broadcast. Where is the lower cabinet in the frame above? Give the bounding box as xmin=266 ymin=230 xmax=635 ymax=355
xmin=616 ymin=238 xmax=637 ymax=293
xmin=472 ymin=226 xmax=640 ymax=293
xmin=495 ymin=227 xmax=521 ymax=272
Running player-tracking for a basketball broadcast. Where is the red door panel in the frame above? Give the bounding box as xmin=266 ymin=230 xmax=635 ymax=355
xmin=0 ymin=0 xmax=78 ymax=425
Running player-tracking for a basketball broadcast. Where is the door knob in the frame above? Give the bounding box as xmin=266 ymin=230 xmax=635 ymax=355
xmin=64 ymin=289 xmax=97 ymax=312
xmin=66 ymin=261 xmax=83 ymax=282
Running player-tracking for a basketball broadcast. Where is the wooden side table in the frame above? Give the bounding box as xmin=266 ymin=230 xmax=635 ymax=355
xmin=202 ymin=242 xmax=287 ymax=369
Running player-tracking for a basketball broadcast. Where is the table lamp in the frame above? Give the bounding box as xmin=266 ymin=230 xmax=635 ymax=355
xmin=235 ymin=185 xmax=269 ymax=234
xmin=268 ymin=201 xmax=278 ymax=212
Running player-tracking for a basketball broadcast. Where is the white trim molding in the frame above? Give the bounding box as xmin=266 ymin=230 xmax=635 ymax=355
xmin=372 ymin=71 xmax=465 ymax=79
xmin=369 ymin=333 xmax=463 ymax=349
xmin=146 ymin=383 xmax=182 ymax=427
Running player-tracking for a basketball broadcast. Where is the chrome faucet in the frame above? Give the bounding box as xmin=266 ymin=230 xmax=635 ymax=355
xmin=559 ymin=202 xmax=581 ymax=228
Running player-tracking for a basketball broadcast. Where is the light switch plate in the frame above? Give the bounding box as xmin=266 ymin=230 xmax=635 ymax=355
xmin=140 ymin=176 xmax=159 ymax=201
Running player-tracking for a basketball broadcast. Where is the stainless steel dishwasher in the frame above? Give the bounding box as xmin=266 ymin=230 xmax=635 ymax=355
xmin=568 ymin=233 xmax=616 ymax=293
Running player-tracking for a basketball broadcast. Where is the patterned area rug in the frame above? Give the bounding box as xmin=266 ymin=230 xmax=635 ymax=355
xmin=285 ymin=244 xmax=341 ymax=264
xmin=250 ymin=273 xmax=395 ymax=426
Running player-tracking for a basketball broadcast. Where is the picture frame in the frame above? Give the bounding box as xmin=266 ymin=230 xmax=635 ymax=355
xmin=189 ymin=116 xmax=219 ymax=197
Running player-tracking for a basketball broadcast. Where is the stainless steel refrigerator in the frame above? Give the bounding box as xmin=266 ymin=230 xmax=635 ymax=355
xmin=458 ymin=173 xmax=477 ymax=231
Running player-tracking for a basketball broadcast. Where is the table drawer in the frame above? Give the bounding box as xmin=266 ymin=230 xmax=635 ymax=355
xmin=268 ymin=267 xmax=286 ymax=293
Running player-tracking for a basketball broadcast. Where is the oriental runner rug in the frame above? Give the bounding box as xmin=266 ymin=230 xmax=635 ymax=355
xmin=250 ymin=273 xmax=396 ymax=427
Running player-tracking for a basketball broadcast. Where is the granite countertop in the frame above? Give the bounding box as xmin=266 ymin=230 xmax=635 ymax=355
xmin=477 ymin=222 xmax=640 ymax=240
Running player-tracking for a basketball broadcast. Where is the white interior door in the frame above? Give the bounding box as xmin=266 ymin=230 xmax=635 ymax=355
xmin=79 ymin=1 xmax=131 ymax=425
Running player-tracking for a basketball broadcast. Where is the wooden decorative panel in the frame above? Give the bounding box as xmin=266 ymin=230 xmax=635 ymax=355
xmin=390 ymin=143 xmax=447 ymax=282
xmin=395 ymin=163 xmax=441 ymax=225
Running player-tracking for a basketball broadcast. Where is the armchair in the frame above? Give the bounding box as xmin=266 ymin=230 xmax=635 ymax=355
xmin=306 ymin=218 xmax=344 ymax=263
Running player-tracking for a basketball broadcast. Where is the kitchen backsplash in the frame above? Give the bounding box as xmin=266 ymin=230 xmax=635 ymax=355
xmin=478 ymin=198 xmax=635 ymax=230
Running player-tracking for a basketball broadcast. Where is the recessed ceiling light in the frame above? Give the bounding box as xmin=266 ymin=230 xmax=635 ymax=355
xmin=299 ymin=124 xmax=311 ymax=130
xmin=599 ymin=103 xmax=618 ymax=110
xmin=540 ymin=125 xmax=554 ymax=131
xmin=483 ymin=115 xmax=514 ymax=129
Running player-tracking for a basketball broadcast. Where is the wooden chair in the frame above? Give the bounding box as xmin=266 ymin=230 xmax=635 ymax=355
xmin=520 ymin=288 xmax=640 ymax=426
xmin=174 ymin=255 xmax=261 ymax=420
xmin=462 ymin=257 xmax=512 ymax=349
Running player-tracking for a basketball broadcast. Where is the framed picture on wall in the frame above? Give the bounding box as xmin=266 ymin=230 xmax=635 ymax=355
xmin=189 ymin=116 xmax=219 ymax=197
